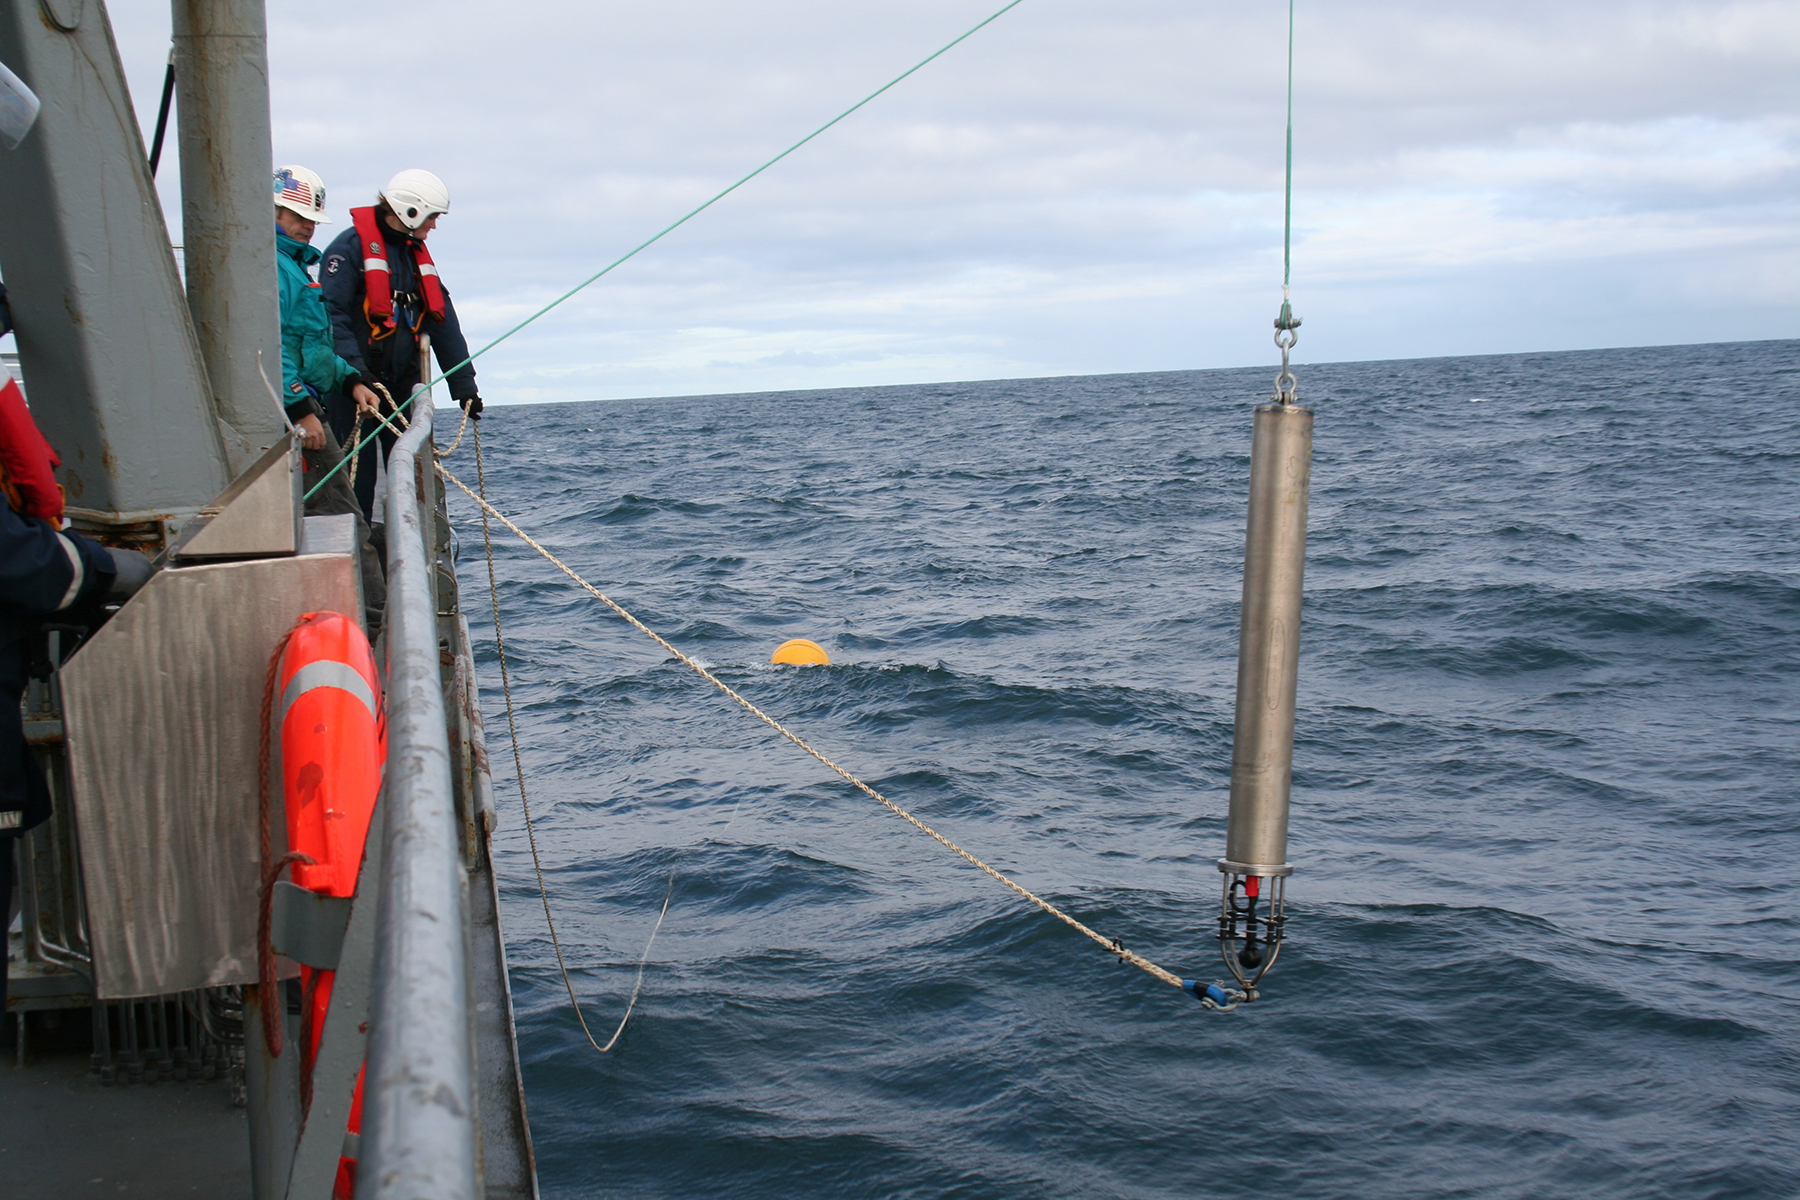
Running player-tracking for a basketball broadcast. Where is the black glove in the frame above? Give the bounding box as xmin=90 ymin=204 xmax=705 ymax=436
xmin=105 ymin=547 xmax=156 ymax=601
xmin=459 ymin=393 xmax=484 ymax=421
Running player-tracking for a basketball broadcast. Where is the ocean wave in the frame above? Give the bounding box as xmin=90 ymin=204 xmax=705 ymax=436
xmin=451 ymin=340 xmax=1800 ymax=1200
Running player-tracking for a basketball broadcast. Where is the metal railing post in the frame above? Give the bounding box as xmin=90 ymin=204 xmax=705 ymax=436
xmin=360 ymin=400 xmax=480 ymax=1199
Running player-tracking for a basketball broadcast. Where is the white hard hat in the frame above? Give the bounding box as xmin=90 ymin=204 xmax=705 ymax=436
xmin=380 ymin=168 xmax=449 ymax=230
xmin=273 ymin=164 xmax=330 ymax=223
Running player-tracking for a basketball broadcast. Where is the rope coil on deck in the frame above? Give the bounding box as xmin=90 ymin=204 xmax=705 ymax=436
xmin=439 ymin=459 xmax=1192 ymax=995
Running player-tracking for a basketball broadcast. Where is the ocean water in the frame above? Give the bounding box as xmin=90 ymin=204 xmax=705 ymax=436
xmin=447 ymin=340 xmax=1800 ymax=1200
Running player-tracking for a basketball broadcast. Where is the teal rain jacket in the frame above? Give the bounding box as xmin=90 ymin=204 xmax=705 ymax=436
xmin=276 ymin=226 xmax=362 ymax=422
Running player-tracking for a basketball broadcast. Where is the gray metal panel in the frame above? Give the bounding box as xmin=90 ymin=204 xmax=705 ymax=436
xmin=61 ymin=515 xmax=364 ymax=998
xmin=172 ymin=0 xmax=284 ymax=474
xmin=361 ymin=401 xmax=481 ymax=1200
xmin=268 ymin=881 xmax=350 ymax=970
xmin=246 ymin=987 xmax=302 ymax=1199
xmin=175 ymin=437 xmax=304 ymax=560
xmin=471 ymin=855 xmax=540 ymax=1199
xmin=456 ymin=613 xmax=538 ymax=1199
xmin=0 ymin=0 xmax=234 ymax=515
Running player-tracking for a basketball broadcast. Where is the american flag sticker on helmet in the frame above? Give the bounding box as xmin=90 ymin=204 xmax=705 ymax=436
xmin=274 ymin=168 xmax=322 ymax=212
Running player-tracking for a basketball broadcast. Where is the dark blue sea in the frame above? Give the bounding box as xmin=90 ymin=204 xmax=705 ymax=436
xmin=446 ymin=340 xmax=1800 ymax=1200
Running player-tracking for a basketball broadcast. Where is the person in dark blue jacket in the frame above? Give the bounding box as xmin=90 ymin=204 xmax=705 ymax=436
xmin=0 ymin=478 xmax=147 ymax=1017
xmin=319 ymin=169 xmax=483 ymax=523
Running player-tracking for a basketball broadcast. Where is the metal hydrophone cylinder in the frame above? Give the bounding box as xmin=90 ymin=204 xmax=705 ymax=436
xmin=1216 ymin=383 xmax=1311 ymax=998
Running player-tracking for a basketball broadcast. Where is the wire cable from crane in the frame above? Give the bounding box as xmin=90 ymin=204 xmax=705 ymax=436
xmin=1272 ymin=0 xmax=1302 ymax=404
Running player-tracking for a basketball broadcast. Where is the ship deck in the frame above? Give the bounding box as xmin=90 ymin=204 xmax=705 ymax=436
xmin=0 ymin=1012 xmax=250 ymax=1198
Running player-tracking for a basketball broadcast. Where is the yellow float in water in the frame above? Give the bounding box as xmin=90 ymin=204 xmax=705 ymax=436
xmin=771 ymin=638 xmax=830 ymax=666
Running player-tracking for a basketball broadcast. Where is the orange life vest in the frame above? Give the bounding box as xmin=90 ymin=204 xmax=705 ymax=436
xmin=0 ymin=362 xmax=63 ymax=526
xmin=277 ymin=610 xmax=385 ymax=1199
xmin=348 ymin=205 xmax=446 ymax=342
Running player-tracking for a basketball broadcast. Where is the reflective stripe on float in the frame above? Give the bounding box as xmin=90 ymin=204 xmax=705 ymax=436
xmin=279 ymin=659 xmax=377 ymax=721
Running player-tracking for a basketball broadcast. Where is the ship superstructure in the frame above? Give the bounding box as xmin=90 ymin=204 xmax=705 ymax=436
xmin=0 ymin=2 xmax=535 ymax=1196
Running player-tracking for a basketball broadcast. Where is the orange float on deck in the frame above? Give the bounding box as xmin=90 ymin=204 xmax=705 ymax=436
xmin=277 ymin=610 xmax=385 ymax=1199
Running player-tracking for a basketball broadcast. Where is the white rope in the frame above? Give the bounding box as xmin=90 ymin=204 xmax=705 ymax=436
xmin=597 ymin=872 xmax=675 ymax=1054
xmin=439 ymin=461 xmax=1189 ymax=992
xmin=471 ymin=424 xmax=640 ymax=1055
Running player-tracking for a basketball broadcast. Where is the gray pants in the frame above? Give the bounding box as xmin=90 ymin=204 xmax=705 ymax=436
xmin=301 ymin=426 xmax=387 ymax=637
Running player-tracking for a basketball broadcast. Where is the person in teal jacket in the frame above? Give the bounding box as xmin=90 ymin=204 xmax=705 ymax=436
xmin=274 ymin=164 xmax=386 ymax=626
xmin=275 ymin=166 xmax=378 ymax=448
xmin=277 ymin=228 xmax=375 ymax=432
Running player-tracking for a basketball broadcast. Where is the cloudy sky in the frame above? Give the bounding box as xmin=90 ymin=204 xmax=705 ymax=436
xmin=103 ymin=0 xmax=1799 ymax=403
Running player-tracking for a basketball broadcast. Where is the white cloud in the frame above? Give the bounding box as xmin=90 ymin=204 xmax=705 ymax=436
xmin=101 ymin=0 xmax=1799 ymax=402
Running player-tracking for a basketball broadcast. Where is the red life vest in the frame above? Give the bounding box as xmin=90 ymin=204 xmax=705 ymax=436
xmin=0 ymin=362 xmax=64 ymax=527
xmin=348 ymin=205 xmax=446 ymax=341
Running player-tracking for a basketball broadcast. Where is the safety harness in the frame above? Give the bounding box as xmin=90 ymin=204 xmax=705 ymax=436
xmin=349 ymin=206 xmax=445 ymax=343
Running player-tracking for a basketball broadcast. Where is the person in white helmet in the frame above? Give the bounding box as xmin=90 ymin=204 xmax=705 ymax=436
xmin=318 ymin=168 xmax=484 ymax=523
xmin=275 ymin=165 xmax=380 ymax=449
xmin=274 ymin=164 xmax=387 ymax=627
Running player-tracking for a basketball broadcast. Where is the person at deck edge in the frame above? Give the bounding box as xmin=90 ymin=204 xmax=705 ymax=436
xmin=274 ymin=165 xmax=380 ymax=452
xmin=319 ymin=168 xmax=483 ymax=523
xmin=0 ymin=501 xmax=117 ymax=1018
xmin=273 ymin=164 xmax=387 ymax=631
xmin=0 ymin=364 xmax=147 ymax=1018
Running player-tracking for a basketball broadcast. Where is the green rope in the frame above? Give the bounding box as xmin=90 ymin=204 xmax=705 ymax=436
xmin=1274 ymin=0 xmax=1299 ymax=332
xmin=1282 ymin=0 xmax=1294 ymax=292
xmin=307 ymin=0 xmax=1031 ymax=501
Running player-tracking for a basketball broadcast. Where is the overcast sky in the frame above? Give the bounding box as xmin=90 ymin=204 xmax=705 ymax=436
xmin=101 ymin=0 xmax=1800 ymax=403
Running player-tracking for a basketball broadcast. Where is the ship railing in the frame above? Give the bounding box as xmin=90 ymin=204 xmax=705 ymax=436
xmin=360 ymin=395 xmax=482 ymax=1199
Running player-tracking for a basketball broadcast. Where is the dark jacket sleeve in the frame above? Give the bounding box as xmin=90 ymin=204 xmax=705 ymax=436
xmin=426 ymin=288 xmax=478 ymax=401
xmin=284 ymin=395 xmax=325 ymax=423
xmin=279 ymin=344 xmax=325 ymax=424
xmin=0 ymin=504 xmax=112 ymax=833
xmin=318 ymin=227 xmax=370 ymax=377
xmin=0 ymin=504 xmax=116 ymax=619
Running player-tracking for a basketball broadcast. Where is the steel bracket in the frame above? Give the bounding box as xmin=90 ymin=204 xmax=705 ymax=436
xmin=269 ymin=882 xmax=350 ymax=971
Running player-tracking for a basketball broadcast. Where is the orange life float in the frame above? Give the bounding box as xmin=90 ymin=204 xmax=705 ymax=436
xmin=277 ymin=610 xmax=385 ymax=1199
